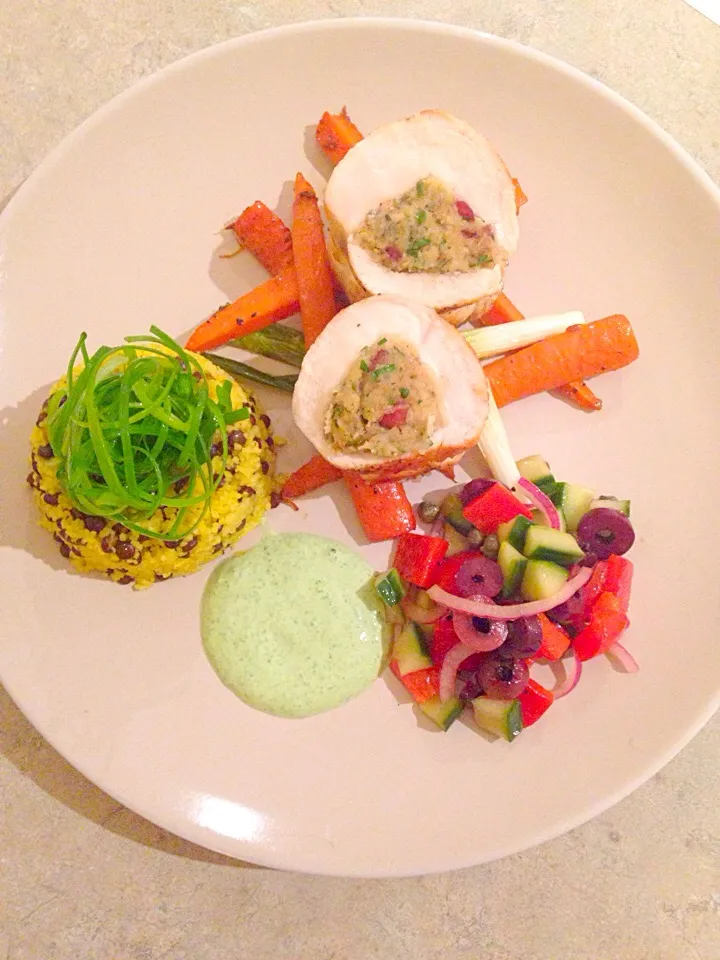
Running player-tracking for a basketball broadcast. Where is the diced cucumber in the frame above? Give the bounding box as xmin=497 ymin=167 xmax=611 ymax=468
xmin=521 ymin=559 xmax=569 ymax=601
xmin=497 ymin=514 xmax=532 ymax=551
xmin=419 ymin=695 xmax=464 ymax=731
xmin=516 ymin=454 xmax=554 ymax=487
xmin=440 ymin=493 xmax=474 ymax=535
xmin=393 ymin=622 xmax=432 ymax=676
xmin=374 ymin=567 xmax=406 ymax=606
xmin=498 ymin=540 xmax=527 ymax=599
xmin=443 ymin=521 xmax=470 ymax=556
xmin=523 ymin=526 xmax=585 ymax=567
xmin=472 ymin=696 xmax=523 ymax=741
xmin=553 ymin=482 xmax=596 ymax=532
xmin=591 ymin=496 xmax=631 ymax=517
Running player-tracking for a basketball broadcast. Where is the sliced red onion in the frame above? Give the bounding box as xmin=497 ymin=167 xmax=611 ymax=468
xmin=517 ymin=476 xmax=561 ymax=529
xmin=400 ymin=595 xmax=444 ymax=624
xmin=428 ymin=565 xmax=593 ymax=620
xmin=453 ymin=612 xmax=508 ymax=652
xmin=605 ymin=641 xmax=640 ymax=673
xmin=553 ymin=648 xmax=582 ymax=699
xmin=439 ymin=642 xmax=474 ymax=702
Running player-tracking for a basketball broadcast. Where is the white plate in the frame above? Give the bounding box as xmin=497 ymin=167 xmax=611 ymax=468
xmin=1 ymin=19 xmax=719 ymax=878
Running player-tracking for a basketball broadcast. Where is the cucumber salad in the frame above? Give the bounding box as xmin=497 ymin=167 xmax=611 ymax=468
xmin=375 ymin=455 xmax=637 ymax=741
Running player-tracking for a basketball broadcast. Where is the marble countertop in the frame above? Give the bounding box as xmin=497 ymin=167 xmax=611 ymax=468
xmin=1 ymin=2 xmax=719 ymax=958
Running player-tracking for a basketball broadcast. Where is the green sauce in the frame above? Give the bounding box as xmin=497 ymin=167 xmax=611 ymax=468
xmin=201 ymin=533 xmax=388 ymax=717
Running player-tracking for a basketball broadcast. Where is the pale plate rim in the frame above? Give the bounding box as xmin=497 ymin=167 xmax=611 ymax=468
xmin=1 ymin=17 xmax=719 ymax=877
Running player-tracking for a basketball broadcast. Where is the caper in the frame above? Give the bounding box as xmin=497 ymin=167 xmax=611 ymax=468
xmin=417 ymin=500 xmax=440 ymax=523
xmin=480 ymin=533 xmax=500 ymax=559
xmin=467 ymin=527 xmax=485 ymax=549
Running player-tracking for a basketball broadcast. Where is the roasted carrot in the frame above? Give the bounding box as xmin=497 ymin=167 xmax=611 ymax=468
xmin=291 ymin=173 xmax=336 ymax=348
xmin=185 ymin=269 xmax=299 ymax=353
xmin=478 ymin=294 xmax=602 ymax=411
xmin=553 ymin=380 xmax=603 ymax=411
xmin=231 ymin=201 xmax=294 ymax=275
xmin=484 ymin=314 xmax=639 ymax=408
xmin=281 ymin=453 xmax=343 ymax=499
xmin=344 ymin=474 xmax=416 ymax=543
xmin=512 ymin=178 xmax=528 ymax=211
xmin=480 ymin=292 xmax=525 ymax=326
xmin=316 ymin=108 xmax=363 ymax=164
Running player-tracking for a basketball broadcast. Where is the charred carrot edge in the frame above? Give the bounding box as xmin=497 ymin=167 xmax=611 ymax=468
xmin=484 ymin=314 xmax=639 ymax=409
xmin=291 ymin=173 xmax=337 ymax=349
xmin=281 ymin=453 xmax=343 ymax=499
xmin=185 ymin=269 xmax=299 ymax=353
xmin=231 ymin=201 xmax=294 ymax=275
xmin=477 ymin=294 xmax=602 ymax=411
xmin=316 ymin=108 xmax=364 ymax=164
xmin=344 ymin=474 xmax=416 ymax=543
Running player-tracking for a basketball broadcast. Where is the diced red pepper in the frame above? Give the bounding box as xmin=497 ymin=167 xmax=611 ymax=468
xmin=573 ymin=591 xmax=629 ymax=661
xmin=429 ymin=613 xmax=458 ymax=665
xmin=536 ymin=613 xmax=571 ymax=661
xmin=580 ymin=560 xmax=609 ymax=618
xmin=603 ymin=555 xmax=633 ymax=614
xmin=389 ymin=660 xmax=440 ymax=703
xmin=462 ymin=482 xmax=533 ymax=535
xmin=518 ymin=679 xmax=554 ymax=727
xmin=393 ymin=532 xmax=449 ymax=589
xmin=428 ymin=613 xmax=483 ymax=671
xmin=433 ymin=550 xmax=478 ymax=594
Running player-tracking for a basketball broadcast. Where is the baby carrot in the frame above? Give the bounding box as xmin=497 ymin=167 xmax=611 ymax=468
xmin=281 ymin=453 xmax=343 ymax=500
xmin=292 ymin=173 xmax=336 ymax=348
xmin=484 ymin=315 xmax=639 ymax=408
xmin=185 ymin=269 xmax=299 ymax=353
xmin=344 ymin=474 xmax=416 ymax=543
xmin=316 ymin=108 xmax=364 ymax=164
xmin=230 ymin=201 xmax=294 ymax=275
xmin=478 ymin=294 xmax=602 ymax=411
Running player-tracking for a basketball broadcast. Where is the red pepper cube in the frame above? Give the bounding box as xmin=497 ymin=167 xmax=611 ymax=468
xmin=536 ymin=613 xmax=571 ymax=661
xmin=580 ymin=560 xmax=609 ymax=619
xmin=389 ymin=660 xmax=441 ymax=703
xmin=603 ymin=555 xmax=633 ymax=614
xmin=461 ymin=482 xmax=533 ymax=535
xmin=518 ymin=679 xmax=554 ymax=727
xmin=393 ymin=532 xmax=448 ymax=588
xmin=573 ymin=591 xmax=629 ymax=661
xmin=433 ymin=550 xmax=478 ymax=594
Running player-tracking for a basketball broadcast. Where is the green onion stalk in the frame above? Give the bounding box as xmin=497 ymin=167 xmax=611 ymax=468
xmin=45 ymin=326 xmax=249 ymax=540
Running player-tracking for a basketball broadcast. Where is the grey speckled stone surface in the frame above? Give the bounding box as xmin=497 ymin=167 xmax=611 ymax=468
xmin=1 ymin=2 xmax=719 ymax=958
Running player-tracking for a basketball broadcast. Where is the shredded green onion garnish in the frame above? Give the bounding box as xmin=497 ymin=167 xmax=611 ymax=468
xmin=45 ymin=326 xmax=249 ymax=540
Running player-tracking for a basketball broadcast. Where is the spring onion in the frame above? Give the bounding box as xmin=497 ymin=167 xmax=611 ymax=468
xmin=203 ymin=353 xmax=298 ymax=393
xmin=463 ymin=311 xmax=586 ymax=359
xmin=46 ymin=327 xmax=248 ymax=540
xmin=230 ymin=325 xmax=305 ymax=367
xmin=477 ymin=386 xmax=521 ymax=490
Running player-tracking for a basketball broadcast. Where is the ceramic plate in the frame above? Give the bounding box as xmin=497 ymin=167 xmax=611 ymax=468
xmin=1 ymin=19 xmax=719 ymax=877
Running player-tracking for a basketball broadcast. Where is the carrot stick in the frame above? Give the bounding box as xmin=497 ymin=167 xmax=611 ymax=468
xmin=231 ymin=201 xmax=294 ymax=275
xmin=281 ymin=453 xmax=343 ymax=499
xmin=316 ymin=108 xmax=363 ymax=164
xmin=185 ymin=269 xmax=299 ymax=353
xmin=478 ymin=294 xmax=602 ymax=411
xmin=484 ymin=315 xmax=639 ymax=408
xmin=344 ymin=474 xmax=416 ymax=543
xmin=291 ymin=173 xmax=337 ymax=348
